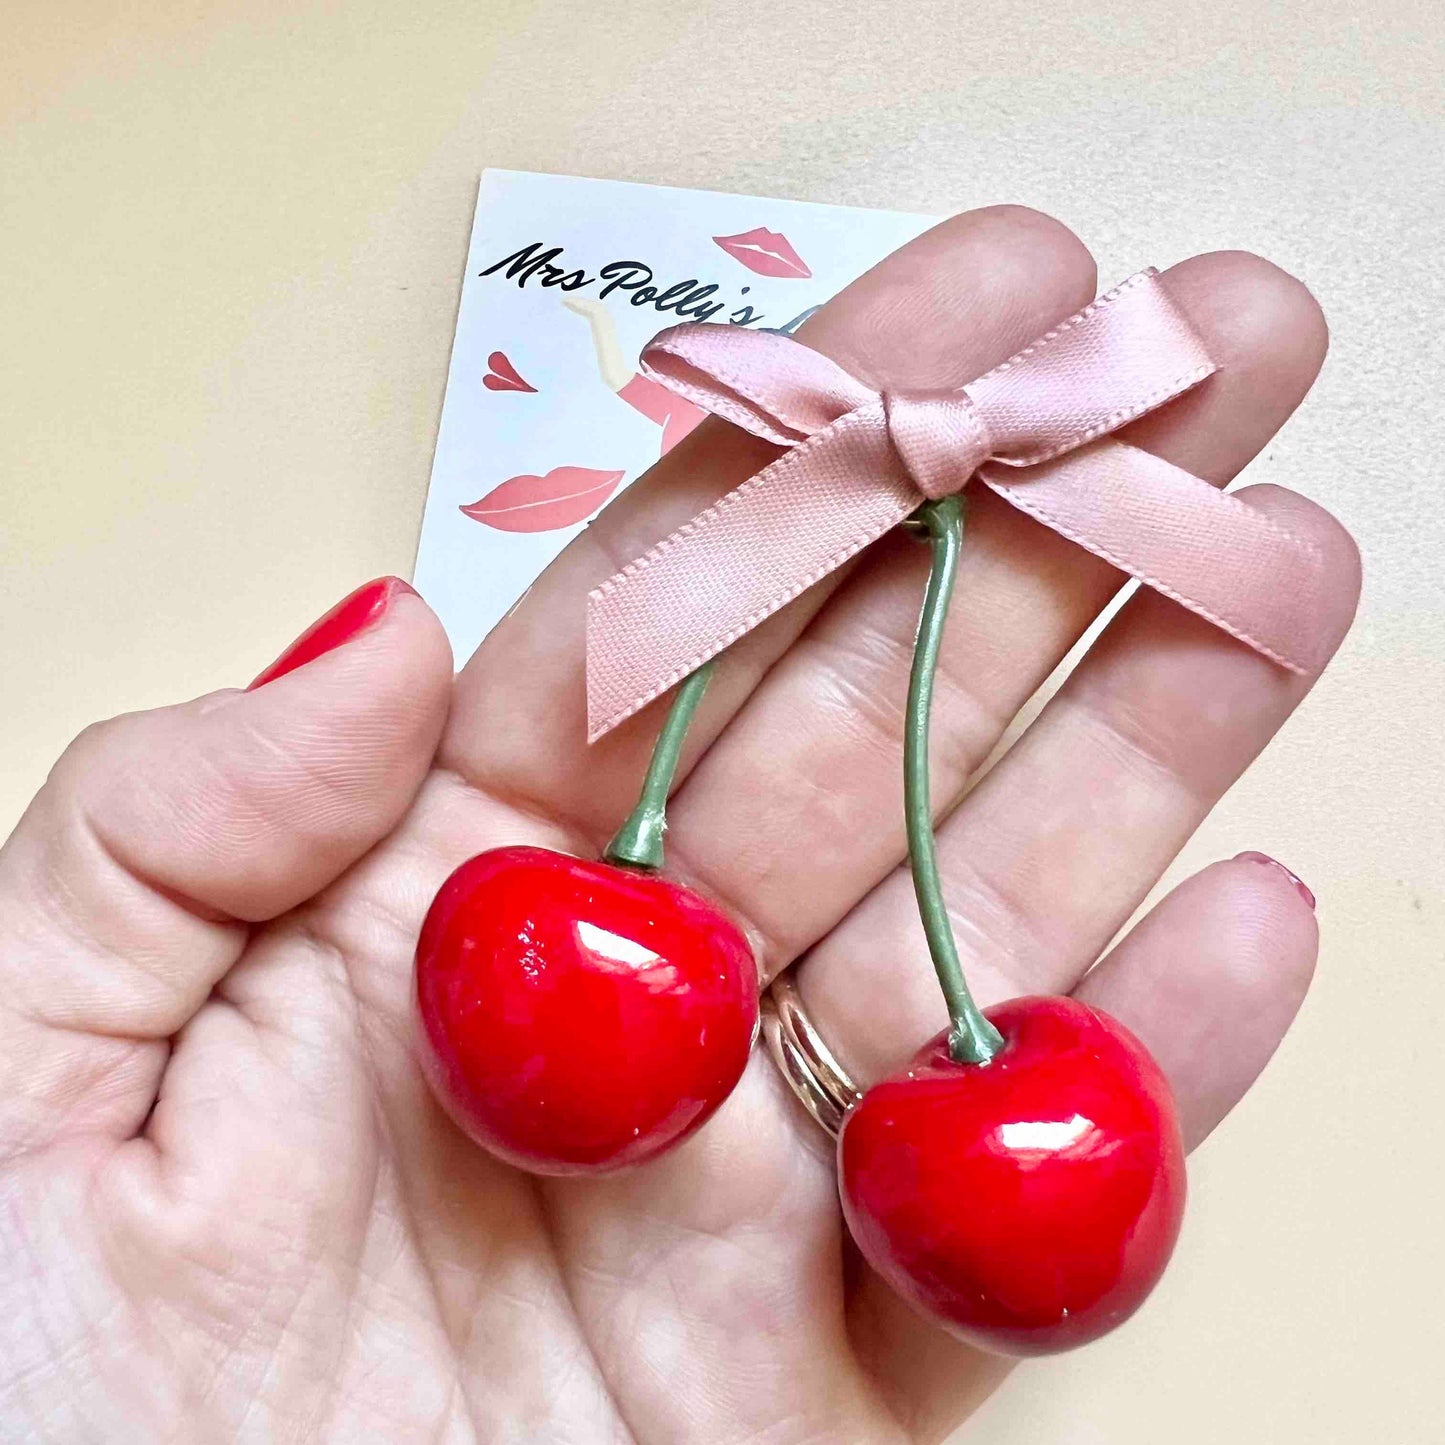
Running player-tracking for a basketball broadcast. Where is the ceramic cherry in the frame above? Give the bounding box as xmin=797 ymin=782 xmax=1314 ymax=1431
xmin=833 ymin=496 xmax=1188 ymax=1356
xmin=414 ymin=844 xmax=758 ymax=1175
xmin=838 ymin=994 xmax=1186 ymax=1356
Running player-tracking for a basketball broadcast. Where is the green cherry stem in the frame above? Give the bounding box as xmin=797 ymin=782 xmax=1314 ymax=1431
xmin=904 ymin=495 xmax=1005 ymax=1066
xmin=604 ymin=660 xmax=716 ymax=871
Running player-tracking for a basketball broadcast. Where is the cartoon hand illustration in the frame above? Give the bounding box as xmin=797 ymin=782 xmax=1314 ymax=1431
xmin=563 ymin=292 xmax=634 ymax=392
xmin=564 ymin=291 xmax=707 ymax=455
xmin=561 ymin=294 xmax=610 ymax=322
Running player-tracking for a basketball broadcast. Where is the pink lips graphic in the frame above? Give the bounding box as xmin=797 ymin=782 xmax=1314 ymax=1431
xmin=712 ymin=227 xmax=813 ymax=280
xmin=460 ymin=466 xmax=626 ymax=533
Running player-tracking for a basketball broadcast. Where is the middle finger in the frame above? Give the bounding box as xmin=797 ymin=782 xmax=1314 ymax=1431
xmin=664 ymin=250 xmax=1331 ymax=971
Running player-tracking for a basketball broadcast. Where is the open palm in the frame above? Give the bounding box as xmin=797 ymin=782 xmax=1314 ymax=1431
xmin=0 ymin=208 xmax=1358 ymax=1444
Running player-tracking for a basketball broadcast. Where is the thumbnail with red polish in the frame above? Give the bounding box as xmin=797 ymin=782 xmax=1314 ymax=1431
xmin=248 ymin=577 xmax=415 ymax=690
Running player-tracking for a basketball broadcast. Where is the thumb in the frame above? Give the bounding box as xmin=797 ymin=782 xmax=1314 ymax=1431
xmin=0 ymin=576 xmax=451 ymax=1152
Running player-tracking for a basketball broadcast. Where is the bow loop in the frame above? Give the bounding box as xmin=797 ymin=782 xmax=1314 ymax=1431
xmin=586 ymin=269 xmax=1327 ymax=741
xmin=882 ymin=389 xmax=991 ymax=500
xmin=642 ymin=323 xmax=874 ymax=445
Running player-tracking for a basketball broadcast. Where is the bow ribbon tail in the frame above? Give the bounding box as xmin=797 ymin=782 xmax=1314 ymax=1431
xmin=979 ymin=443 xmax=1328 ymax=674
xmin=586 ymin=406 xmax=916 ymax=741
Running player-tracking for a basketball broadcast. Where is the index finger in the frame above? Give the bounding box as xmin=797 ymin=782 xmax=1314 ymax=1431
xmin=438 ymin=207 xmax=1097 ymax=842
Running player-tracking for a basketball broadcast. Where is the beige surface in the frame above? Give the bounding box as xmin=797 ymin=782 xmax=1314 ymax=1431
xmin=2 ymin=2 xmax=1442 ymax=1440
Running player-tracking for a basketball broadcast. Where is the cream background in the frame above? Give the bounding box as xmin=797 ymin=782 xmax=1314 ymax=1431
xmin=2 ymin=3 xmax=1441 ymax=1441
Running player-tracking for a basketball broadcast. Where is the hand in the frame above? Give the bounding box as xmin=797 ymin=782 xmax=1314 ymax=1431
xmin=0 ymin=207 xmax=1358 ymax=1443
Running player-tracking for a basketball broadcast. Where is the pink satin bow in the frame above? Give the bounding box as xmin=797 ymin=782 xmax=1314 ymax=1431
xmin=586 ymin=269 xmax=1324 ymax=741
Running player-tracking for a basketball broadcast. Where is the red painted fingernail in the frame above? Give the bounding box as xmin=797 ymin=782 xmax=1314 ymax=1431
xmin=1235 ymin=851 xmax=1316 ymax=910
xmin=247 ymin=577 xmax=416 ymax=690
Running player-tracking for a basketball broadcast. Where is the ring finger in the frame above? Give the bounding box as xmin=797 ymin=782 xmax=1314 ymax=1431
xmin=796 ymin=486 xmax=1359 ymax=1084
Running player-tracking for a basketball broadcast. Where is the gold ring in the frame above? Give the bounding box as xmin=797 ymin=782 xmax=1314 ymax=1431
xmin=760 ymin=971 xmax=862 ymax=1137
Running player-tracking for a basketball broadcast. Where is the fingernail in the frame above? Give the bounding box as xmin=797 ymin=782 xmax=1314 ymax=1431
xmin=1234 ymin=851 xmax=1316 ymax=910
xmin=248 ymin=577 xmax=416 ymax=690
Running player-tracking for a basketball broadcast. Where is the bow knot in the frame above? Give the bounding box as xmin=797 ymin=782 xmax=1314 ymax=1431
xmin=585 ymin=269 xmax=1327 ymax=741
xmin=881 ymin=388 xmax=990 ymax=500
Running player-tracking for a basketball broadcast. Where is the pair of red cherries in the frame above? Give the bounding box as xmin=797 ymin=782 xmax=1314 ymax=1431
xmin=415 ymin=497 xmax=1184 ymax=1358
xmin=414 ymin=843 xmax=1184 ymax=1356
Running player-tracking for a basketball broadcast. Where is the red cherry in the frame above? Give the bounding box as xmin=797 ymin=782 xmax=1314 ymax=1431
xmin=414 ymin=845 xmax=758 ymax=1175
xmin=838 ymin=995 xmax=1185 ymax=1356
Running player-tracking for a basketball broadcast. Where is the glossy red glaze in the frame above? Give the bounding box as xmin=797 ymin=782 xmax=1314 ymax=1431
xmin=839 ymin=995 xmax=1186 ymax=1356
xmin=248 ymin=576 xmax=414 ymax=690
xmin=414 ymin=846 xmax=758 ymax=1175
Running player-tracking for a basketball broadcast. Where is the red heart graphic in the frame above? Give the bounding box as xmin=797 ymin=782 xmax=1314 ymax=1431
xmin=460 ymin=466 xmax=626 ymax=533
xmin=483 ymin=350 xmax=537 ymax=393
